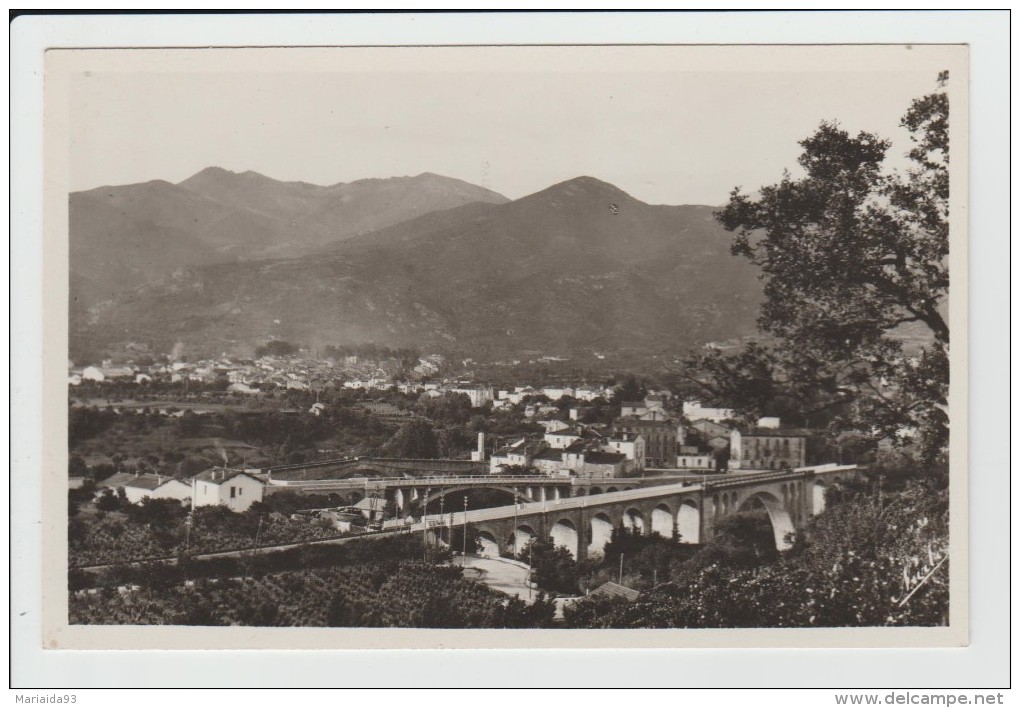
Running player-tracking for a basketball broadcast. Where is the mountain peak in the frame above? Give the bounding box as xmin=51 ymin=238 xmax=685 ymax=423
xmin=523 ymin=175 xmax=641 ymax=205
xmin=183 ymin=166 xmax=235 ymax=180
xmin=180 ymin=166 xmax=277 ymax=186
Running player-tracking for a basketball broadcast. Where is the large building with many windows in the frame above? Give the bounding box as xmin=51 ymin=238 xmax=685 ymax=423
xmin=729 ymin=429 xmax=807 ymax=470
xmin=612 ymin=418 xmax=678 ymax=468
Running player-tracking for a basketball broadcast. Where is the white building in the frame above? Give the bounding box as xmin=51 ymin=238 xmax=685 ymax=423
xmin=730 ymin=429 xmax=807 ymax=471
xmin=123 ymin=474 xmax=192 ymax=505
xmin=544 ymin=429 xmax=581 ymax=449
xmin=574 ymin=386 xmax=612 ymax=402
xmin=449 ymin=386 xmax=495 ymax=408
xmin=489 ymin=439 xmax=547 ymax=473
xmin=191 ymin=469 xmax=265 ymax=512
xmin=603 ymin=434 xmax=646 ymax=471
xmin=541 ymin=386 xmax=575 ymax=401
xmin=683 ymin=401 xmax=737 ymax=423
xmin=82 ymin=366 xmax=105 ymax=382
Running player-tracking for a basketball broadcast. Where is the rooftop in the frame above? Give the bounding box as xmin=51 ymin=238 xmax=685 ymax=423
xmin=587 ymin=582 xmax=640 ymax=602
xmin=96 ymin=472 xmax=140 ymax=489
xmin=124 ymin=474 xmax=182 ymax=491
xmin=583 ymin=451 xmax=627 ymax=465
xmin=614 ymin=418 xmax=676 ymax=428
xmin=193 ymin=468 xmax=263 ymax=486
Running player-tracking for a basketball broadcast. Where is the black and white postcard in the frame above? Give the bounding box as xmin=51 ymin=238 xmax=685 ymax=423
xmin=37 ymin=41 xmax=970 ymax=651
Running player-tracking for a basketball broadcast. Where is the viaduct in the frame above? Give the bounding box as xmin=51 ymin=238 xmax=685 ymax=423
xmin=258 ymin=456 xmax=487 ymax=481
xmin=412 ymin=465 xmax=860 ymax=561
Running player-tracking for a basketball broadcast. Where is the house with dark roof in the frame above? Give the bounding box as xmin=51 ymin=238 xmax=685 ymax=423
xmin=123 ymin=474 xmax=192 ymax=504
xmin=95 ymin=471 xmax=140 ymax=493
xmin=489 ymin=438 xmax=548 ymax=473
xmin=192 ymin=468 xmax=265 ymax=512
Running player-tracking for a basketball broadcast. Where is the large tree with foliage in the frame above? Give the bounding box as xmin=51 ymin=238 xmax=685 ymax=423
xmin=695 ymin=73 xmax=950 ymax=462
xmin=383 ymin=419 xmax=440 ymax=459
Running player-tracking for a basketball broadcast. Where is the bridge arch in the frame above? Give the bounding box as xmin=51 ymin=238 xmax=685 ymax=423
xmin=475 ymin=530 xmax=500 ymax=558
xmin=739 ymin=491 xmax=796 ymax=550
xmin=589 ymin=486 xmax=603 ymax=496
xmin=651 ymin=504 xmax=675 ymax=538
xmin=588 ymin=512 xmax=614 ymax=559
xmin=550 ymin=518 xmax=580 ymax=559
xmin=514 ymin=524 xmax=538 ymax=554
xmin=622 ymin=508 xmax=645 ymax=534
xmin=421 ymin=485 xmax=534 ymax=507
xmin=606 ymin=486 xmax=620 ymax=494
xmin=676 ymin=500 xmax=700 ymax=544
xmin=347 ymin=464 xmax=405 ymax=478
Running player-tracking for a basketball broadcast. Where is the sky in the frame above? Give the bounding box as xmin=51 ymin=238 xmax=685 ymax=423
xmin=66 ymin=47 xmax=948 ymax=206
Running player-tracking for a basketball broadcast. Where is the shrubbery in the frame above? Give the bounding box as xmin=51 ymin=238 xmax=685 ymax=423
xmin=69 ymin=534 xmax=557 ymax=628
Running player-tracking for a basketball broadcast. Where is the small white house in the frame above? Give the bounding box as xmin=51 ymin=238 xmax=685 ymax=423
xmin=545 ymin=429 xmax=581 ymax=449
xmin=82 ymin=366 xmax=105 ymax=382
xmin=123 ymin=474 xmax=192 ymax=505
xmin=191 ymin=469 xmax=264 ymax=512
xmin=604 ymin=434 xmax=646 ymax=471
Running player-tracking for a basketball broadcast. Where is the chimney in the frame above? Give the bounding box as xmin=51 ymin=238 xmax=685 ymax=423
xmin=477 ymin=432 xmax=486 ymax=458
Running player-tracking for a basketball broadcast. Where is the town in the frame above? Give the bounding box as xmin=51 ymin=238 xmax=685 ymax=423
xmin=62 ymin=69 xmax=953 ymax=632
xmin=66 ymin=341 xmax=942 ymax=629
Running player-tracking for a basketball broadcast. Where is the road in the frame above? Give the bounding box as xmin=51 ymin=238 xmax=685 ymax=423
xmin=455 ymin=555 xmax=578 ymax=620
xmin=457 ymin=555 xmax=534 ymax=601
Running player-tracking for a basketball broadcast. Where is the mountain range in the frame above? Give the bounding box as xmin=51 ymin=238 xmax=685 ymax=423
xmin=69 ymin=169 xmax=763 ymax=362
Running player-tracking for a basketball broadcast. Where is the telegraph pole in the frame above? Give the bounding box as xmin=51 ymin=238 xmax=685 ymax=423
xmin=462 ymin=495 xmax=469 ymax=559
xmin=439 ymin=492 xmax=445 ymax=545
xmin=512 ymin=486 xmax=519 ymax=558
xmin=528 ymin=541 xmax=533 ymax=600
xmin=422 ymin=486 xmax=431 ymax=561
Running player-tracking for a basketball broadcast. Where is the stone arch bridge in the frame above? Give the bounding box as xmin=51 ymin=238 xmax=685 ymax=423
xmin=426 ymin=465 xmax=860 ymax=563
xmin=260 ymin=456 xmax=488 ymax=481
xmin=265 ymin=473 xmax=644 ymax=507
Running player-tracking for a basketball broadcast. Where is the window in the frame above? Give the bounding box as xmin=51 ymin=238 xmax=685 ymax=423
xmin=238 ymin=487 xmax=243 ymax=496
xmin=230 ymin=486 xmax=236 ymax=498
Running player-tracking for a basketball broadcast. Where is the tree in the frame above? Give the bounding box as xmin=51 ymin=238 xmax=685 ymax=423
xmin=611 ymin=375 xmax=647 ymax=404
xmin=702 ymin=74 xmax=950 ymax=463
xmin=255 ymin=340 xmax=300 ymax=358
xmin=519 ymin=539 xmax=578 ymax=594
xmin=94 ymin=488 xmax=122 ymax=512
xmin=383 ymin=420 xmax=439 ymax=459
